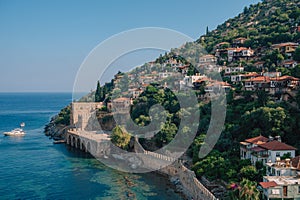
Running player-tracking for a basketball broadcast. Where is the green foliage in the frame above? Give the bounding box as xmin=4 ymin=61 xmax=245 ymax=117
xmin=111 ymin=126 xmax=131 ymax=150
xmin=130 ymin=85 xmax=182 ymax=147
xmin=238 ymin=179 xmax=260 ymax=200
xmin=95 ymin=80 xmax=113 ymax=102
xmin=239 ymin=166 xmax=258 ymax=181
xmin=293 ymin=47 xmax=300 ymax=62
xmin=54 ymin=105 xmax=71 ymax=125
xmin=191 ymin=134 xmax=206 ymax=163
xmin=291 ymin=65 xmax=300 ymax=78
xmin=281 ymin=152 xmax=291 ymax=160
xmin=192 ymin=151 xmax=229 ymax=181
xmin=197 ymin=0 xmax=300 ymax=55
xmin=296 ymin=89 xmax=300 ymax=108
xmin=192 ymin=151 xmax=254 ymax=183
xmin=256 ymin=90 xmax=269 ymax=107
xmin=95 ymin=81 xmax=102 ymax=102
xmin=239 ymin=106 xmax=287 ymax=139
xmin=155 ymin=122 xmax=178 ymax=146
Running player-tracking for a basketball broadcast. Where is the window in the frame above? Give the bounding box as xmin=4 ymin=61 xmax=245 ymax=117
xmin=298 ymin=186 xmax=300 ymax=194
xmin=277 ymin=171 xmax=281 ymax=176
xmin=276 ymin=152 xmax=280 ymax=157
xmin=271 ymin=189 xmax=280 ymax=195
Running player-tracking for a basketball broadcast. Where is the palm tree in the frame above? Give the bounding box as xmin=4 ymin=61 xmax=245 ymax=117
xmin=239 ymin=179 xmax=260 ymax=200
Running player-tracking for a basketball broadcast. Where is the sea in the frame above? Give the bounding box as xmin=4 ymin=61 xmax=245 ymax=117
xmin=0 ymin=93 xmax=183 ymax=200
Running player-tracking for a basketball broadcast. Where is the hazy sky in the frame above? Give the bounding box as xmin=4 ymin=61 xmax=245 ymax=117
xmin=0 ymin=0 xmax=260 ymax=92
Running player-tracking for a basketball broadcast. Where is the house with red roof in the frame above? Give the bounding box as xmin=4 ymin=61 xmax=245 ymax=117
xmin=233 ymin=37 xmax=248 ymax=46
xmin=243 ymin=75 xmax=300 ymax=93
xmin=240 ymin=135 xmax=269 ymax=161
xmin=227 ymin=47 xmax=254 ymax=62
xmin=281 ymin=60 xmax=298 ymax=68
xmin=259 ymin=176 xmax=300 ymax=200
xmin=259 ymin=155 xmax=300 ymax=199
xmin=240 ymin=136 xmax=297 ymax=165
xmin=271 ymin=42 xmax=299 ymax=57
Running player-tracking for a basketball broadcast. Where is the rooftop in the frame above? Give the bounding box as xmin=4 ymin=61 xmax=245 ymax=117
xmin=270 ymin=75 xmax=299 ymax=81
xmin=258 ymin=140 xmax=297 ymax=151
xmin=264 ymin=176 xmax=300 ymax=185
xmin=245 ymin=135 xmax=269 ymax=144
xmin=259 ymin=181 xmax=278 ymax=189
xmin=272 ymin=42 xmax=299 ymax=47
xmin=245 ymin=76 xmax=270 ymax=83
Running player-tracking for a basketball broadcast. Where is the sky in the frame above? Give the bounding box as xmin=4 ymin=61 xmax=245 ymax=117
xmin=0 ymin=0 xmax=261 ymax=92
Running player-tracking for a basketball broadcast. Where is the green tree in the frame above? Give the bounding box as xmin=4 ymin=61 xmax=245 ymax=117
xmin=239 ymin=165 xmax=258 ymax=181
xmin=240 ymin=106 xmax=287 ymax=138
xmin=256 ymin=90 xmax=269 ymax=107
xmin=291 ymin=65 xmax=300 ymax=78
xmin=111 ymin=126 xmax=131 ymax=150
xmin=191 ymin=134 xmax=206 ymax=163
xmin=192 ymin=151 xmax=229 ymax=181
xmin=293 ymin=47 xmax=300 ymax=62
xmin=238 ymin=179 xmax=260 ymax=200
xmin=155 ymin=122 xmax=178 ymax=146
xmin=95 ymin=81 xmax=102 ymax=102
xmin=295 ymin=89 xmax=300 ymax=109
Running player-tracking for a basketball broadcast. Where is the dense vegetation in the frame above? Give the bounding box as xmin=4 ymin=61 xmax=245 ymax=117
xmin=198 ymin=0 xmax=300 ymax=53
xmin=111 ymin=125 xmax=131 ymax=150
xmin=54 ymin=105 xmax=71 ymax=126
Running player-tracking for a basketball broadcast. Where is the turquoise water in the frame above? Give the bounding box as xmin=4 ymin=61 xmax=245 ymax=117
xmin=0 ymin=93 xmax=182 ymax=200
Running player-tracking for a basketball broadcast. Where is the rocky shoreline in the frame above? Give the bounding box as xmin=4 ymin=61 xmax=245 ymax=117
xmin=44 ymin=116 xmax=67 ymax=140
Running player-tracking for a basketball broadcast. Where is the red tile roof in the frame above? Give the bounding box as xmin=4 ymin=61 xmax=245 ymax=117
xmin=245 ymin=76 xmax=270 ymax=83
xmin=245 ymin=135 xmax=269 ymax=144
xmin=282 ymin=60 xmax=297 ymax=65
xmin=216 ymin=42 xmax=230 ymax=46
xmin=227 ymin=47 xmax=249 ymax=52
xmin=259 ymin=181 xmax=278 ymax=189
xmin=177 ymin=65 xmax=189 ymax=69
xmin=272 ymin=42 xmax=298 ymax=48
xmin=243 ymin=72 xmax=260 ymax=78
xmin=259 ymin=140 xmax=297 ymax=151
xmin=270 ymin=75 xmax=299 ymax=81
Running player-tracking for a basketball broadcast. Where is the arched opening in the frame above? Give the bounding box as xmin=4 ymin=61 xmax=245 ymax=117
xmin=68 ymin=135 xmax=71 ymax=144
xmin=72 ymin=136 xmax=76 ymax=147
xmin=77 ymin=138 xmax=81 ymax=149
xmin=87 ymin=142 xmax=91 ymax=153
xmin=81 ymin=142 xmax=86 ymax=152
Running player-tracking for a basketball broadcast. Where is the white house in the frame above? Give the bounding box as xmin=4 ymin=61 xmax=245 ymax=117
xmin=199 ymin=54 xmax=217 ymax=64
xmin=260 ymin=176 xmax=300 ymax=200
xmin=265 ymin=158 xmax=299 ymax=177
xmin=240 ymin=136 xmax=297 ymax=165
xmin=224 ymin=66 xmax=244 ymax=75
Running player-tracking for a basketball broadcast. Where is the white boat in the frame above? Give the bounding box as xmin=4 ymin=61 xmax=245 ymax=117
xmin=3 ymin=128 xmax=25 ymax=136
xmin=20 ymin=122 xmax=25 ymax=127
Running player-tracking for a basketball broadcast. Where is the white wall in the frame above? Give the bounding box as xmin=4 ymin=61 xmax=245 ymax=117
xmin=268 ymin=150 xmax=295 ymax=163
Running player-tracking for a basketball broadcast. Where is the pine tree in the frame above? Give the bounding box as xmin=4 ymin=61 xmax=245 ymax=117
xmin=95 ymin=81 xmax=101 ymax=102
xmin=206 ymin=26 xmax=209 ymax=35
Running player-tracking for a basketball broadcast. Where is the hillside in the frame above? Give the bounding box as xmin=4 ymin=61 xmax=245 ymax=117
xmin=48 ymin=1 xmax=300 ymax=199
xmin=198 ymin=0 xmax=300 ymax=53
